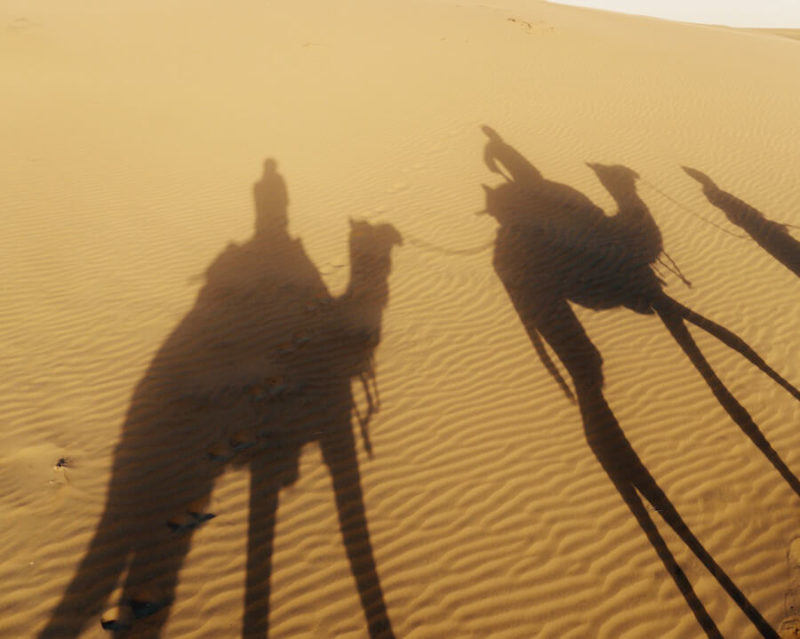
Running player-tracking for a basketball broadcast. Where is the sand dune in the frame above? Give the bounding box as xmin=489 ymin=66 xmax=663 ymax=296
xmin=3 ymin=0 xmax=800 ymax=637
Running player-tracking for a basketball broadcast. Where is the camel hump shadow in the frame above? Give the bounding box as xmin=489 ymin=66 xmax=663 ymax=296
xmin=39 ymin=160 xmax=400 ymax=639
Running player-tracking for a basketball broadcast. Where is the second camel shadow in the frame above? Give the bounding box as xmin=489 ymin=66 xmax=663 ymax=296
xmin=481 ymin=126 xmax=800 ymax=638
xmin=39 ymin=160 xmax=400 ymax=639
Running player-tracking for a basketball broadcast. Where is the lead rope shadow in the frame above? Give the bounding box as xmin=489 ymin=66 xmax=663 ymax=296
xmin=683 ymin=167 xmax=800 ymax=278
xmin=38 ymin=159 xmax=399 ymax=639
xmin=480 ymin=126 xmax=800 ymax=638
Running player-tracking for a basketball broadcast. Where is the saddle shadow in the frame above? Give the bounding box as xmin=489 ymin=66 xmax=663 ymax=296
xmin=481 ymin=126 xmax=798 ymax=638
xmin=39 ymin=159 xmax=400 ymax=639
xmin=683 ymin=167 xmax=800 ymax=278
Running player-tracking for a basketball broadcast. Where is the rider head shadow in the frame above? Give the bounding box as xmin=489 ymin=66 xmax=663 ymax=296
xmin=683 ymin=167 xmax=800 ymax=279
xmin=481 ymin=125 xmax=799 ymax=638
xmin=39 ymin=159 xmax=401 ymax=639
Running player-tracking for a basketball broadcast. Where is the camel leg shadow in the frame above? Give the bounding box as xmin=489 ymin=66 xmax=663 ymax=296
xmin=244 ymin=455 xmax=280 ymax=639
xmin=582 ymin=387 xmax=725 ymax=638
xmin=243 ymin=425 xmax=394 ymax=639
xmin=39 ymin=459 xmax=212 ymax=639
xmin=582 ymin=388 xmax=778 ymax=638
xmin=656 ymin=302 xmax=800 ymax=497
xmin=658 ymin=295 xmax=800 ymax=401
xmin=322 ymin=428 xmax=394 ymax=639
xmin=38 ymin=509 xmax=130 ymax=638
xmin=532 ymin=299 xmax=777 ymax=638
xmin=110 ymin=528 xmax=194 ymax=638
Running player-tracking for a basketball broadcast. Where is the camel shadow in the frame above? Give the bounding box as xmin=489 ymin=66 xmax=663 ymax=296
xmin=481 ymin=126 xmax=800 ymax=638
xmin=683 ymin=167 xmax=800 ymax=278
xmin=39 ymin=160 xmax=400 ymax=639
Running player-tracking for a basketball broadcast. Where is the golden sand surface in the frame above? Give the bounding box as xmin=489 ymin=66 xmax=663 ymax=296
xmin=2 ymin=1 xmax=800 ymax=637
xmin=750 ymin=29 xmax=800 ymax=42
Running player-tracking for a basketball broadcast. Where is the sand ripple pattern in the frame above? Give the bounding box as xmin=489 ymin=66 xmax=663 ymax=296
xmin=2 ymin=1 xmax=800 ymax=638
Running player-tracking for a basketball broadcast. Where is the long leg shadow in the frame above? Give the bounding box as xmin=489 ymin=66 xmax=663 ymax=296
xmin=39 ymin=160 xmax=400 ymax=639
xmin=241 ymin=215 xmax=402 ymax=639
xmin=655 ymin=297 xmax=800 ymax=495
xmin=244 ymin=406 xmax=395 ymax=638
xmin=683 ymin=167 xmax=800 ymax=278
xmin=482 ymin=126 xmax=796 ymax=637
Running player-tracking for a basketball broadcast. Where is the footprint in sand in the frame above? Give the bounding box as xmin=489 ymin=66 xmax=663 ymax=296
xmin=8 ymin=17 xmax=37 ymax=33
xmin=507 ymin=17 xmax=555 ymax=35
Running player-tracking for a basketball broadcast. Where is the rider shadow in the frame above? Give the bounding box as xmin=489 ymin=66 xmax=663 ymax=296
xmin=39 ymin=160 xmax=401 ymax=639
xmin=481 ymin=126 xmax=800 ymax=638
xmin=683 ymin=167 xmax=800 ymax=279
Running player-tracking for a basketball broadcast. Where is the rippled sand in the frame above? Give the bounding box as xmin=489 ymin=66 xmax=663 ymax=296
xmin=3 ymin=1 xmax=800 ymax=637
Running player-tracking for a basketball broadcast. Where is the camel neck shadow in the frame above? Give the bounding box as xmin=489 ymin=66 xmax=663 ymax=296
xmin=684 ymin=167 xmax=800 ymax=278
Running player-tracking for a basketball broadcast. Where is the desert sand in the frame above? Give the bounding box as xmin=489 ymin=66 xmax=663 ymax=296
xmin=2 ymin=1 xmax=800 ymax=637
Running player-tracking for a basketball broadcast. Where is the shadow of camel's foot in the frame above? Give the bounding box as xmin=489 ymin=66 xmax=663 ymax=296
xmin=100 ymin=599 xmax=172 ymax=636
xmin=368 ymin=618 xmax=396 ymax=639
xmin=99 ymin=597 xmax=173 ymax=637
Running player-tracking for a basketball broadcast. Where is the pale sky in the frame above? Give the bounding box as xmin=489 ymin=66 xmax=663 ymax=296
xmin=547 ymin=0 xmax=800 ymax=28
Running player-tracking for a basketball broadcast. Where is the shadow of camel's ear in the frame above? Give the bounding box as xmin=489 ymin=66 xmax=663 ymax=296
xmin=481 ymin=124 xmax=502 ymax=141
xmin=682 ymin=166 xmax=715 ymax=188
xmin=389 ymin=226 xmax=403 ymax=247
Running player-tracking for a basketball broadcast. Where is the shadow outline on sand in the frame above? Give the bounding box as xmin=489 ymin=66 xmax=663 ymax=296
xmin=39 ymin=160 xmax=401 ymax=639
xmin=683 ymin=166 xmax=800 ymax=278
xmin=481 ymin=125 xmax=799 ymax=638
